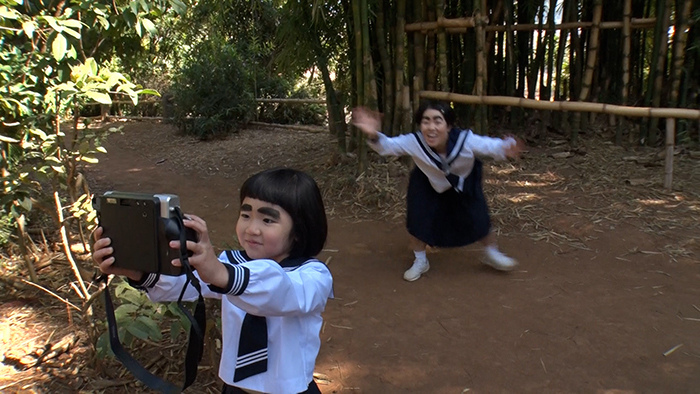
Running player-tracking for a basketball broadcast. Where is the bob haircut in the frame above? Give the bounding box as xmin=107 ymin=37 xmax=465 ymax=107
xmin=239 ymin=168 xmax=328 ymax=258
xmin=414 ymin=100 xmax=456 ymax=127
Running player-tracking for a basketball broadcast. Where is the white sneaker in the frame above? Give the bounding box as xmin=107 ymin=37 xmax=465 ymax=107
xmin=482 ymin=248 xmax=518 ymax=271
xmin=403 ymin=258 xmax=429 ymax=281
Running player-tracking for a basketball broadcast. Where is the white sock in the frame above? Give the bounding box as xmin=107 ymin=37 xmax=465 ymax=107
xmin=413 ymin=250 xmax=427 ymax=262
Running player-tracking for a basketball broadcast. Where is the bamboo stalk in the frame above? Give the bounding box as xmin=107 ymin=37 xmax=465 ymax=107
xmin=664 ymin=118 xmax=675 ymax=190
xmin=418 ymin=91 xmax=700 ymax=119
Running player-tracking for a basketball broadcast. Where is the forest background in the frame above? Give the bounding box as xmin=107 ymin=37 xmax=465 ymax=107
xmin=1 ymin=0 xmax=700 ymax=392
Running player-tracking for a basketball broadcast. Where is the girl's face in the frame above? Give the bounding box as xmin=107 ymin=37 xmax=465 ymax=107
xmin=236 ymin=197 xmax=294 ymax=263
xmin=419 ymin=108 xmax=450 ymax=154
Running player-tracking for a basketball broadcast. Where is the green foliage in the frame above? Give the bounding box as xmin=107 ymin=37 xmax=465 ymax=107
xmin=257 ymin=81 xmax=327 ymax=126
xmin=169 ymin=39 xmax=256 ymax=139
xmin=96 ymin=280 xmax=191 ymax=359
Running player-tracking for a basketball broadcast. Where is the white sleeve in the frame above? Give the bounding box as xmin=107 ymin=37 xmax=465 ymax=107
xmin=132 ymin=251 xmax=236 ymax=302
xmin=368 ymin=132 xmax=416 ymax=157
xmin=466 ymin=131 xmax=516 ymax=161
xmin=219 ymin=259 xmax=333 ymax=317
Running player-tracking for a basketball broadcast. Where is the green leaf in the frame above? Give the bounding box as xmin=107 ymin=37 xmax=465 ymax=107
xmin=138 ymin=89 xmax=161 ymax=97
xmin=140 ymin=18 xmax=157 ymax=35
xmin=51 ymin=34 xmax=68 ymax=61
xmin=43 ymin=15 xmax=62 ymax=32
xmin=0 ymin=6 xmax=19 ymax=19
xmin=60 ymin=19 xmax=83 ymax=29
xmin=85 ymin=91 xmax=112 ymax=105
xmin=170 ymin=321 xmax=182 ymax=342
xmin=136 ymin=316 xmax=162 ymax=341
xmin=22 ymin=21 xmax=35 ymax=38
xmin=126 ymin=320 xmax=150 ymax=340
xmin=18 ymin=197 xmax=31 ymax=211
xmin=86 ymin=58 xmax=98 ymax=75
xmin=135 ymin=19 xmax=143 ymax=37
xmin=114 ymin=303 xmax=139 ymax=319
xmin=80 ymin=156 xmax=99 ymax=164
xmin=62 ymin=27 xmax=81 ymax=39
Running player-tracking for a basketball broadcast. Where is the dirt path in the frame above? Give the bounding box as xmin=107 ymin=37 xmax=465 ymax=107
xmin=79 ymin=121 xmax=700 ymax=393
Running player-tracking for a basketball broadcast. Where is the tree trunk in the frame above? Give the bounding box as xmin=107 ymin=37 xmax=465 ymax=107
xmin=351 ymin=0 xmax=363 ymax=153
xmin=669 ymin=0 xmax=692 ymax=108
xmin=473 ymin=0 xmax=487 ymax=133
xmin=436 ymin=0 xmax=449 ymax=91
xmin=376 ymin=0 xmax=394 ymax=133
xmin=646 ymin=0 xmax=671 ymax=146
xmin=617 ymin=0 xmax=633 ymax=145
xmin=412 ymin=0 xmax=426 ymax=113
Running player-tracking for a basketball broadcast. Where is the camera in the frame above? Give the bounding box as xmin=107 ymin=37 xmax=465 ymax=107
xmin=93 ymin=191 xmax=198 ymax=276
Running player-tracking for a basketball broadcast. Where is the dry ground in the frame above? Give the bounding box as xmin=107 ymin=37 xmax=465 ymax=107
xmin=1 ymin=119 xmax=700 ymax=393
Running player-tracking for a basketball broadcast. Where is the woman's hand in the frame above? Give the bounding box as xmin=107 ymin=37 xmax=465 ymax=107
xmin=170 ymin=214 xmax=229 ymax=288
xmin=351 ymin=107 xmax=382 ymax=140
xmin=504 ymin=135 xmax=526 ymax=159
xmin=92 ymin=226 xmax=144 ymax=281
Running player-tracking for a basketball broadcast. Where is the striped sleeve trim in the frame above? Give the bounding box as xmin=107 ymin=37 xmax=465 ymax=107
xmin=128 ymin=272 xmax=159 ymax=290
xmin=207 ymin=263 xmax=250 ymax=296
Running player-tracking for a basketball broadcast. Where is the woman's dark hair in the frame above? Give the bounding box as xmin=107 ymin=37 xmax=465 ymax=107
xmin=413 ymin=100 xmax=456 ymax=127
xmin=239 ymin=168 xmax=327 ymax=258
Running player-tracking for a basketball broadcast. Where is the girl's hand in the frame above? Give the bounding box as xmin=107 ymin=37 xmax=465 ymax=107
xmin=92 ymin=226 xmax=144 ymax=281
xmin=504 ymin=135 xmax=526 ymax=159
xmin=351 ymin=107 xmax=382 ymax=140
xmin=170 ymin=214 xmax=229 ymax=288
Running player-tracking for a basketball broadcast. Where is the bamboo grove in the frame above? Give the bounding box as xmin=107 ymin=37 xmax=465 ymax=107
xmin=344 ymin=0 xmax=700 ymax=162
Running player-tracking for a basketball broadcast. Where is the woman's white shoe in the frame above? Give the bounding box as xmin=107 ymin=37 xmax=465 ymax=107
xmin=403 ymin=259 xmax=430 ymax=281
xmin=482 ymin=248 xmax=518 ymax=271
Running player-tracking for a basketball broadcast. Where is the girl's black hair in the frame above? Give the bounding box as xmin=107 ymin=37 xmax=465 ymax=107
xmin=414 ymin=100 xmax=456 ymax=127
xmin=239 ymin=168 xmax=327 ymax=258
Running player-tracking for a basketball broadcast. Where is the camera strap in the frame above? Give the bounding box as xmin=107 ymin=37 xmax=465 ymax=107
xmin=99 ymin=207 xmax=206 ymax=393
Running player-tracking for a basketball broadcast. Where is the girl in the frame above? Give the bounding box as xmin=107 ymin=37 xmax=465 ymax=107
xmin=351 ymin=101 xmax=524 ymax=282
xmin=93 ymin=168 xmax=333 ymax=394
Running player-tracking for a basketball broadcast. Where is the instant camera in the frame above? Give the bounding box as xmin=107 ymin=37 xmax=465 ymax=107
xmin=93 ymin=191 xmax=197 ymax=276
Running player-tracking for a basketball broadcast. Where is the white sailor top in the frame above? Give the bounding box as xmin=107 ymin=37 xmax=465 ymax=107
xmin=368 ymin=128 xmax=516 ymax=193
xmin=132 ymin=250 xmax=334 ymax=394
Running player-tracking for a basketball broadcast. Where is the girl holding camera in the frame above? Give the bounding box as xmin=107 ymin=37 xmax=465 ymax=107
xmin=93 ymin=168 xmax=333 ymax=394
xmin=351 ymin=101 xmax=524 ymax=282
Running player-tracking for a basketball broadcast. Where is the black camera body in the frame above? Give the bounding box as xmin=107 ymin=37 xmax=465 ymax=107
xmin=93 ymin=191 xmax=197 ymax=276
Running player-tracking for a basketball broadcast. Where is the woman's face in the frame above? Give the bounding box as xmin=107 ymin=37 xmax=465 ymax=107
xmin=236 ymin=197 xmax=294 ymax=263
xmin=419 ymin=108 xmax=450 ymax=154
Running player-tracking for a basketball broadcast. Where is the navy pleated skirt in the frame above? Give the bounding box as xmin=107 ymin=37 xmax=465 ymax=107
xmin=406 ymin=160 xmax=491 ymax=248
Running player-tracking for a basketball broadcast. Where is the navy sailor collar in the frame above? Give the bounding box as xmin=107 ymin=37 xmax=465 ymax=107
xmin=226 ymin=250 xmax=316 ymax=269
xmin=412 ymin=127 xmax=468 ymax=171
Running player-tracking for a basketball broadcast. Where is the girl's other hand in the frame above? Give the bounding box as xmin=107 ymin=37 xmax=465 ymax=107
xmin=351 ymin=107 xmax=382 ymax=140
xmin=504 ymin=135 xmax=526 ymax=159
xmin=92 ymin=226 xmax=144 ymax=281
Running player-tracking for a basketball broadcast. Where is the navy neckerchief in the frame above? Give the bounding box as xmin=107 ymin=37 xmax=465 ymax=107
xmin=223 ymin=250 xmax=315 ymax=382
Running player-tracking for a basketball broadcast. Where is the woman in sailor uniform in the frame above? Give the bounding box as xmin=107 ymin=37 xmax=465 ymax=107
xmin=351 ymin=101 xmax=524 ymax=281
xmin=93 ymin=168 xmax=333 ymax=394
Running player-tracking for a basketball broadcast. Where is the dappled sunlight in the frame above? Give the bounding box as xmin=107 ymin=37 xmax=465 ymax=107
xmin=636 ymin=198 xmax=673 ymax=206
xmin=314 ymin=357 xmax=434 ymax=391
xmin=505 ymin=193 xmax=543 ymax=203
